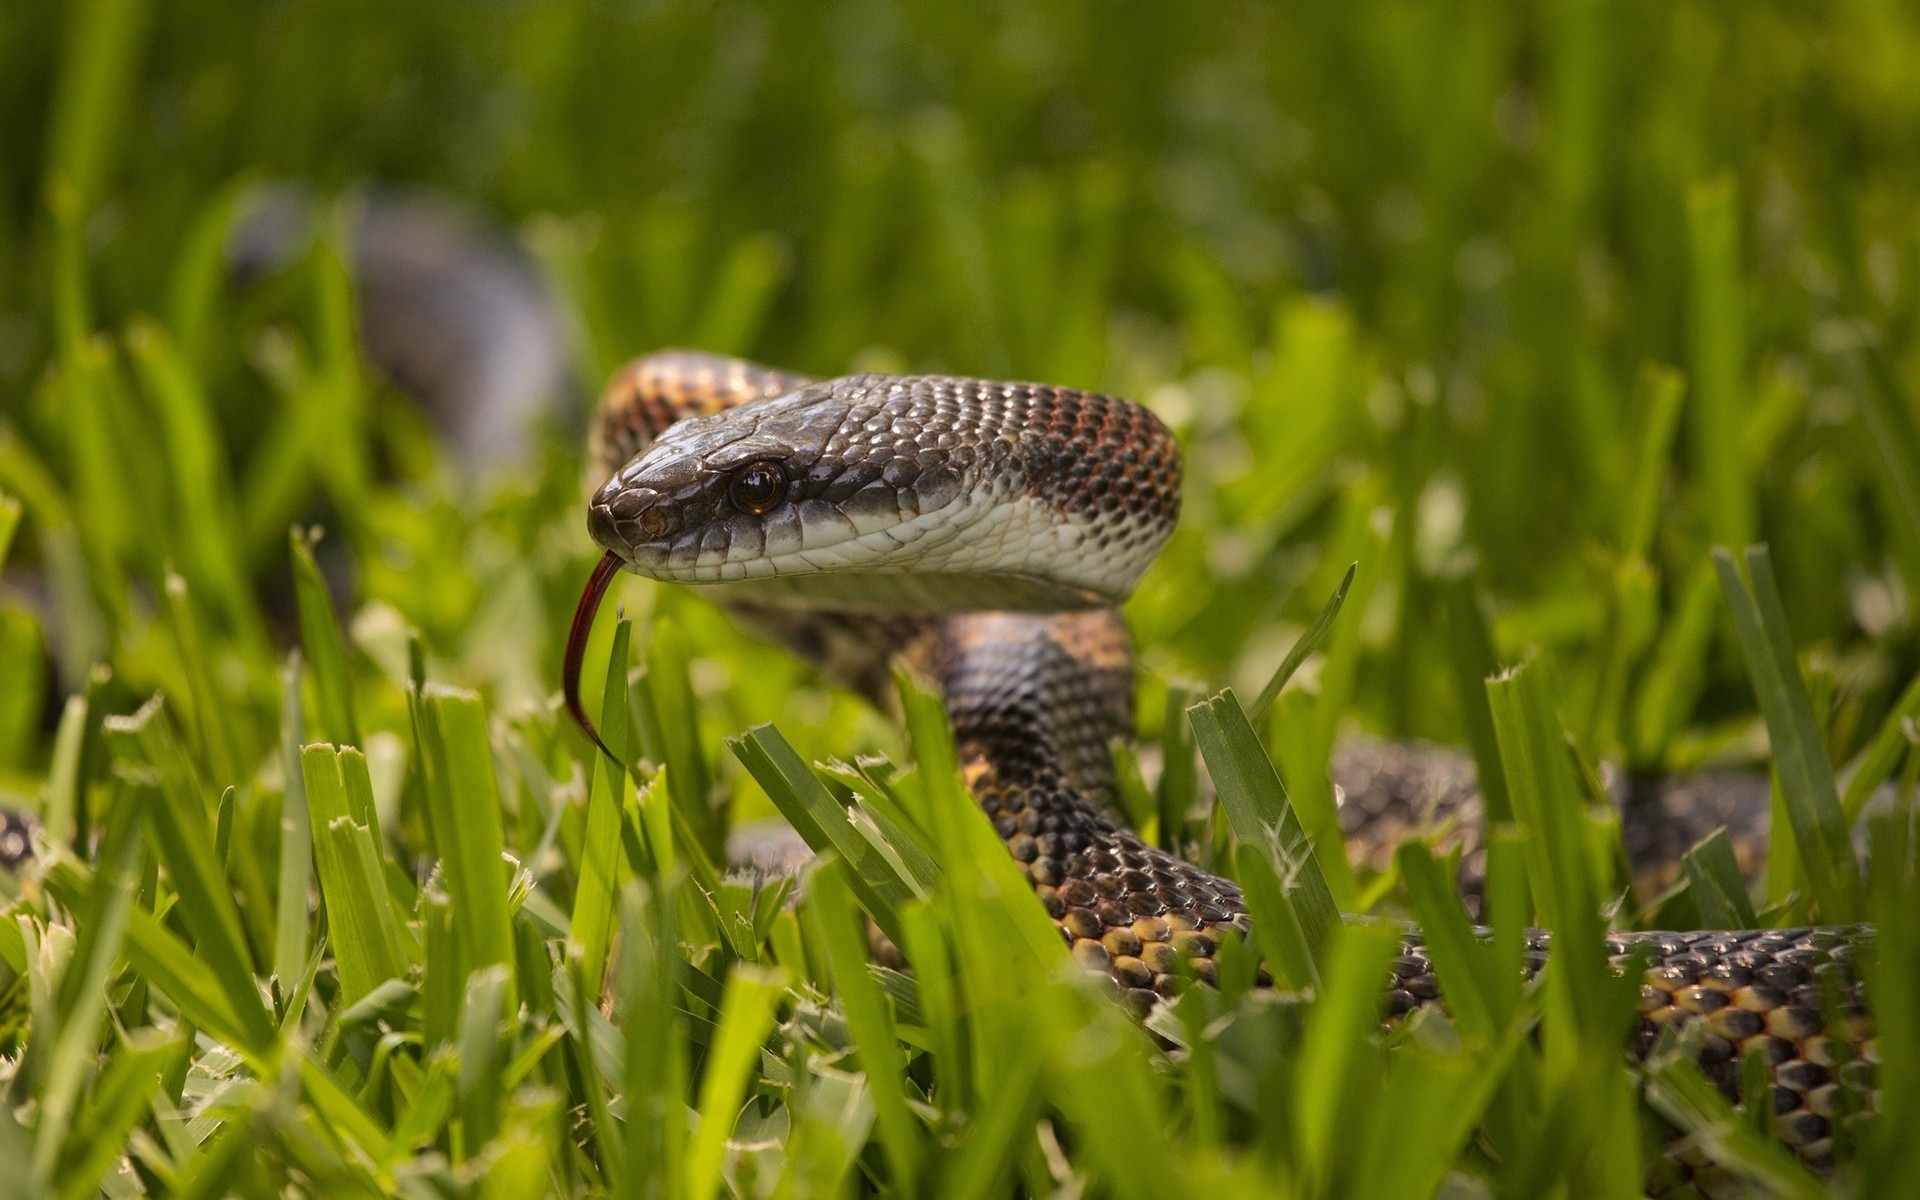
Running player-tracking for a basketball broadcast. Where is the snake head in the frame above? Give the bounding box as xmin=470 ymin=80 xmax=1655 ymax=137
xmin=587 ymin=374 xmax=1179 ymax=612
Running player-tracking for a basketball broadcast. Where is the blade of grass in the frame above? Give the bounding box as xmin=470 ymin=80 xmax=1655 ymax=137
xmin=107 ymin=697 xmax=275 ymax=1048
xmin=163 ymin=572 xmax=241 ymax=786
xmin=1630 ymin=559 xmax=1721 ymax=765
xmin=31 ymin=829 xmax=138 ymax=1189
xmin=1619 ymin=364 xmax=1688 ymax=563
xmin=0 ymin=493 xmax=18 ymax=569
xmin=1292 ymin=921 xmax=1398 ymax=1188
xmin=273 ymin=652 xmax=311 ymax=989
xmin=128 ymin=320 xmax=261 ymax=650
xmin=685 ymin=965 xmax=783 ymax=1200
xmin=805 ymin=856 xmax=923 ymax=1193
xmin=301 ymin=745 xmax=413 ymax=1005
xmin=41 ymin=858 xmax=261 ymax=1057
xmin=455 ymin=964 xmax=511 ymax=1158
xmin=1397 ymin=841 xmax=1502 ymax=1040
xmin=1713 ymin=546 xmax=1862 ymax=920
xmin=1486 ymin=662 xmax=1610 ymax=1029
xmin=414 ymin=686 xmax=517 ymax=996
xmin=1641 ymin=1042 xmax=1822 ymax=1200
xmin=1157 ymin=680 xmax=1200 ymax=852
xmin=40 ymin=0 xmax=153 ymax=217
xmin=729 ymin=724 xmax=918 ymax=945
xmin=573 ymin=616 xmax=633 ymax=995
xmin=1839 ymin=671 xmax=1920 ymax=823
xmin=1188 ymin=688 xmax=1339 ymax=968
xmin=1249 ymin=562 xmax=1354 ymax=722
xmin=1686 ymin=178 xmax=1753 ymax=551
xmin=619 ymin=877 xmax=690 ymax=1200
xmin=1860 ymin=793 xmax=1917 ymax=1180
xmin=635 ymin=614 xmax=720 ymax=861
xmin=53 ymin=1028 xmax=178 ymax=1200
xmin=291 ymin=529 xmax=359 ymax=747
xmin=1681 ymin=827 xmax=1758 ymax=929
xmin=1346 ymin=1029 xmax=1521 ymax=1200
xmin=1441 ymin=573 xmax=1513 ymax=823
xmin=564 ymin=951 xmax=624 ymax=1190
xmin=1233 ymin=843 xmax=1318 ymax=991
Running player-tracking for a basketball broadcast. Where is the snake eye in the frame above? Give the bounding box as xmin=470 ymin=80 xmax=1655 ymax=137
xmin=727 ymin=462 xmax=787 ymax=515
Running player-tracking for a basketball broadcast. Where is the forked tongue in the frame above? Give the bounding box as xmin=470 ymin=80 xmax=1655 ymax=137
xmin=563 ymin=551 xmax=625 ymax=762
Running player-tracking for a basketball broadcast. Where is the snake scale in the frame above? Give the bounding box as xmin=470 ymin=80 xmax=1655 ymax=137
xmin=566 ymin=350 xmax=1878 ymax=1167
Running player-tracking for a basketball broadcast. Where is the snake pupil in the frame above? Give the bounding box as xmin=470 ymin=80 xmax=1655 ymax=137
xmin=728 ymin=462 xmax=786 ymax=515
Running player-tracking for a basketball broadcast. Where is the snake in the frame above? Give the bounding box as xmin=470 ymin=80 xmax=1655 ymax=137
xmin=562 ymin=351 xmax=1877 ymax=1167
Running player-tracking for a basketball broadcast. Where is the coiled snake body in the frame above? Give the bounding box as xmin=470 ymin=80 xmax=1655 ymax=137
xmin=567 ymin=351 xmax=1876 ymax=1162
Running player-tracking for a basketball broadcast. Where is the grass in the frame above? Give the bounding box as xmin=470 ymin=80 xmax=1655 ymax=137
xmin=3 ymin=0 xmax=1920 ymax=1196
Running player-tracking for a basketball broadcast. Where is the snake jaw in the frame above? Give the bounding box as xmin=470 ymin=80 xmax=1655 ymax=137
xmin=564 ymin=550 xmax=626 ymax=764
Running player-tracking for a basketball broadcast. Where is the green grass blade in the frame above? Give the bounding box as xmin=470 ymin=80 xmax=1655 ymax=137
xmin=1630 ymin=559 xmax=1722 ymax=765
xmin=1832 ymin=325 xmax=1920 ymax=578
xmin=1861 ymin=796 xmax=1918 ymax=1179
xmin=414 ymin=686 xmax=517 ymax=995
xmin=1619 ymin=364 xmax=1688 ymax=563
xmin=729 ymin=724 xmax=918 ymax=943
xmin=42 ymin=858 xmax=261 ymax=1057
xmin=1249 ymin=562 xmax=1354 ymax=722
xmin=893 ymin=669 xmax=1064 ymax=971
xmin=291 ymin=529 xmax=360 ymax=747
xmin=108 ymin=698 xmax=275 ymax=1048
xmin=1188 ymin=688 xmax=1338 ymax=966
xmin=127 ymin=320 xmax=259 ymax=649
xmin=1713 ymin=546 xmax=1862 ymax=920
xmin=32 ymin=830 xmax=138 ymax=1189
xmin=619 ymin=878 xmax=689 ymax=1200
xmin=1233 ymin=843 xmax=1318 ymax=991
xmin=455 ymin=964 xmax=511 ymax=1158
xmin=1440 ymin=574 xmax=1513 ymax=823
xmin=636 ymin=615 xmax=720 ymax=860
xmin=1641 ymin=1047 xmax=1822 ymax=1200
xmin=0 ymin=493 xmax=18 ymax=570
xmin=805 ymin=856 xmax=923 ymax=1193
xmin=685 ymin=966 xmax=782 ymax=1200
xmin=1686 ymin=178 xmax=1753 ymax=550
xmin=1347 ymin=1029 xmax=1520 ymax=1200
xmin=573 ymin=616 xmax=633 ymax=994
xmin=53 ymin=1028 xmax=178 ymax=1200
xmin=564 ymin=951 xmax=625 ymax=1191
xmin=1291 ymin=921 xmax=1398 ymax=1187
xmin=1486 ymin=662 xmax=1609 ymax=1025
xmin=163 ymin=572 xmax=242 ymax=786
xmin=1681 ymin=827 xmax=1758 ymax=930
xmin=273 ymin=652 xmax=311 ymax=990
xmin=1839 ymin=671 xmax=1920 ymax=823
xmin=1157 ymin=679 xmax=1200 ymax=853
xmin=301 ymin=745 xmax=413 ymax=1004
xmin=41 ymin=0 xmax=152 ymax=217
xmin=1397 ymin=841 xmax=1501 ymax=1040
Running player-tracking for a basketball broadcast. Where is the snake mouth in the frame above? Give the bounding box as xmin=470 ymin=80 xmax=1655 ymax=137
xmin=563 ymin=550 xmax=626 ymax=763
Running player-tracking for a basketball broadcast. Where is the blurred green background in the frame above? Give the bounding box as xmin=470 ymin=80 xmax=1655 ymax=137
xmin=6 ymin=0 xmax=1920 ymax=793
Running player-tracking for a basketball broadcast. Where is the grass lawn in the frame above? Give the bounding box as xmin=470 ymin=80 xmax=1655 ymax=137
xmin=0 ymin=2 xmax=1918 ymax=1196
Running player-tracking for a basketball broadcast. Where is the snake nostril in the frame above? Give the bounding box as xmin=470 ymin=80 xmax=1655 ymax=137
xmin=609 ymin=488 xmax=650 ymax=520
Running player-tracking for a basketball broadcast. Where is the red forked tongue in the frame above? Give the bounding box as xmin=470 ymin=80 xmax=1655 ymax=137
xmin=564 ymin=550 xmax=625 ymax=763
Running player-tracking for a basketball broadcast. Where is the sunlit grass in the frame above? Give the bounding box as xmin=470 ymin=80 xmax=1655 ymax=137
xmin=3 ymin=1 xmax=1920 ymax=1196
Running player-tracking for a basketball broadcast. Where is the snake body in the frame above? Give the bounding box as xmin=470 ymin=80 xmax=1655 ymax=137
xmin=571 ymin=351 xmax=1877 ymax=1162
